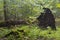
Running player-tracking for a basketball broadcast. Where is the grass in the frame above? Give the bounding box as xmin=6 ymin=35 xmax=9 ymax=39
xmin=0 ymin=25 xmax=60 ymax=40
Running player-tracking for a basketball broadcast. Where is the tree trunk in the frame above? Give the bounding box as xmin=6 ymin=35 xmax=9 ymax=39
xmin=3 ymin=0 xmax=8 ymax=21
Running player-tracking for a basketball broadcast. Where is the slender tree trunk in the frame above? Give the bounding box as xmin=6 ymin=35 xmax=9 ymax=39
xmin=3 ymin=0 xmax=8 ymax=21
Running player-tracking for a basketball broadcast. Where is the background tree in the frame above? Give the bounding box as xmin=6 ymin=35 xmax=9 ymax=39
xmin=3 ymin=0 xmax=8 ymax=21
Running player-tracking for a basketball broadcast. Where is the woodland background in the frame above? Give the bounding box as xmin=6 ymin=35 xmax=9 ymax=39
xmin=0 ymin=0 xmax=60 ymax=40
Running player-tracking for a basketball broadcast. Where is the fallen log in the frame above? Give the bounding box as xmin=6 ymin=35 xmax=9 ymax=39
xmin=0 ymin=20 xmax=29 ymax=27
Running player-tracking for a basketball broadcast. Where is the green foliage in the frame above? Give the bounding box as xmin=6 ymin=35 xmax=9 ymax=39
xmin=0 ymin=25 xmax=60 ymax=40
xmin=0 ymin=0 xmax=60 ymax=40
xmin=0 ymin=0 xmax=59 ymax=21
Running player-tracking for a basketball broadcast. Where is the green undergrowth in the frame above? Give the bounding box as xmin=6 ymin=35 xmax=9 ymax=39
xmin=0 ymin=25 xmax=60 ymax=40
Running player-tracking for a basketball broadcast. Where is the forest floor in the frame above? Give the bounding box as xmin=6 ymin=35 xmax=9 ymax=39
xmin=0 ymin=18 xmax=60 ymax=40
